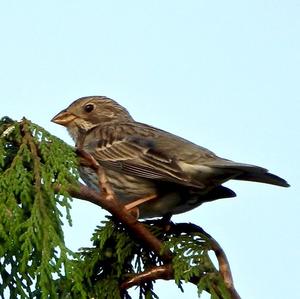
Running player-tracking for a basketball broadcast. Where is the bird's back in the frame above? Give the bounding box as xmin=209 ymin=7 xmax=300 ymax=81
xmin=83 ymin=121 xmax=289 ymax=188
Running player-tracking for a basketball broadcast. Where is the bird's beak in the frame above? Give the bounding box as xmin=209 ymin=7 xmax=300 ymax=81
xmin=51 ymin=109 xmax=77 ymax=126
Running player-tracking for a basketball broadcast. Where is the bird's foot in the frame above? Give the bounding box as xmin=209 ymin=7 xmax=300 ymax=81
xmin=156 ymin=214 xmax=173 ymax=233
xmin=126 ymin=207 xmax=140 ymax=219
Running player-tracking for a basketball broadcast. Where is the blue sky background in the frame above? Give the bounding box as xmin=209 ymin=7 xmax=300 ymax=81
xmin=1 ymin=1 xmax=299 ymax=298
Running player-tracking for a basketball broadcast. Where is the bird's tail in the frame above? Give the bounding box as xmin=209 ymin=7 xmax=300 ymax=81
xmin=206 ymin=160 xmax=290 ymax=187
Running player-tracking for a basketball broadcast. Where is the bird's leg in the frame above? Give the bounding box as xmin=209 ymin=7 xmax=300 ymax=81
xmin=124 ymin=194 xmax=158 ymax=218
xmin=159 ymin=214 xmax=173 ymax=233
xmin=124 ymin=194 xmax=158 ymax=211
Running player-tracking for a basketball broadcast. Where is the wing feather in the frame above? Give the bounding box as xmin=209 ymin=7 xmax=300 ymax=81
xmin=84 ymin=125 xmax=205 ymax=188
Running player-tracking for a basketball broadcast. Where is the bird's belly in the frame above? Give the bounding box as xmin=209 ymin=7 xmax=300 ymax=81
xmin=107 ymin=170 xmax=157 ymax=202
xmin=79 ymin=167 xmax=212 ymax=218
xmin=79 ymin=166 xmax=157 ymax=202
xmin=138 ymin=191 xmax=184 ymax=218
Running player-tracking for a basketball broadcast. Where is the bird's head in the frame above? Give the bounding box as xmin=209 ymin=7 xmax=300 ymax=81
xmin=51 ymin=96 xmax=134 ymax=141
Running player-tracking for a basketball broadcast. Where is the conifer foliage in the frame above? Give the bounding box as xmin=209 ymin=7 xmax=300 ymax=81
xmin=0 ymin=117 xmax=79 ymax=298
xmin=0 ymin=117 xmax=239 ymax=299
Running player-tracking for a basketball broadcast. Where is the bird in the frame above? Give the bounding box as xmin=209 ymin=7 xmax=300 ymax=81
xmin=51 ymin=96 xmax=289 ymax=218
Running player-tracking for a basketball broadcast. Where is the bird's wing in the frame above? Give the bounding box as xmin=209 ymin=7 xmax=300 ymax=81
xmin=83 ymin=124 xmax=206 ymax=188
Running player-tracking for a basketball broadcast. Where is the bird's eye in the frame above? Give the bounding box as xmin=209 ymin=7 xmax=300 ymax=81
xmin=84 ymin=104 xmax=94 ymax=113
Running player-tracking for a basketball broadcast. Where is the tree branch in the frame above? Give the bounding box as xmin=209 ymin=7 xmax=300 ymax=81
xmin=66 ymin=183 xmax=172 ymax=262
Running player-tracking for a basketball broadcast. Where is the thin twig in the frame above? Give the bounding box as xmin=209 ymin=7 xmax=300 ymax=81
xmin=120 ymin=263 xmax=226 ymax=299
xmin=120 ymin=265 xmax=174 ymax=290
xmin=169 ymin=223 xmax=241 ymax=299
xmin=76 ymin=148 xmax=115 ymax=200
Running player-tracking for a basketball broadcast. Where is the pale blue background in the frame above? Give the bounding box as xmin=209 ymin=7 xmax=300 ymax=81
xmin=1 ymin=1 xmax=299 ymax=298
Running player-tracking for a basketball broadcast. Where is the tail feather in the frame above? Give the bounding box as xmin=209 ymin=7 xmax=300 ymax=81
xmin=204 ymin=185 xmax=236 ymax=201
xmin=206 ymin=159 xmax=290 ymax=187
xmin=234 ymin=171 xmax=290 ymax=187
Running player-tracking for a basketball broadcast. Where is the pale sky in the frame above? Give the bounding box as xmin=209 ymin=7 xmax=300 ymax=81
xmin=1 ymin=1 xmax=299 ymax=298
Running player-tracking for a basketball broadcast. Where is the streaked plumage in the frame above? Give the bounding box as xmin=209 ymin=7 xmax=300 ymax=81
xmin=52 ymin=96 xmax=289 ymax=218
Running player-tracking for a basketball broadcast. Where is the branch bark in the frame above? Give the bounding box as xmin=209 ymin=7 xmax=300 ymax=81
xmin=120 ymin=265 xmax=174 ymax=290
